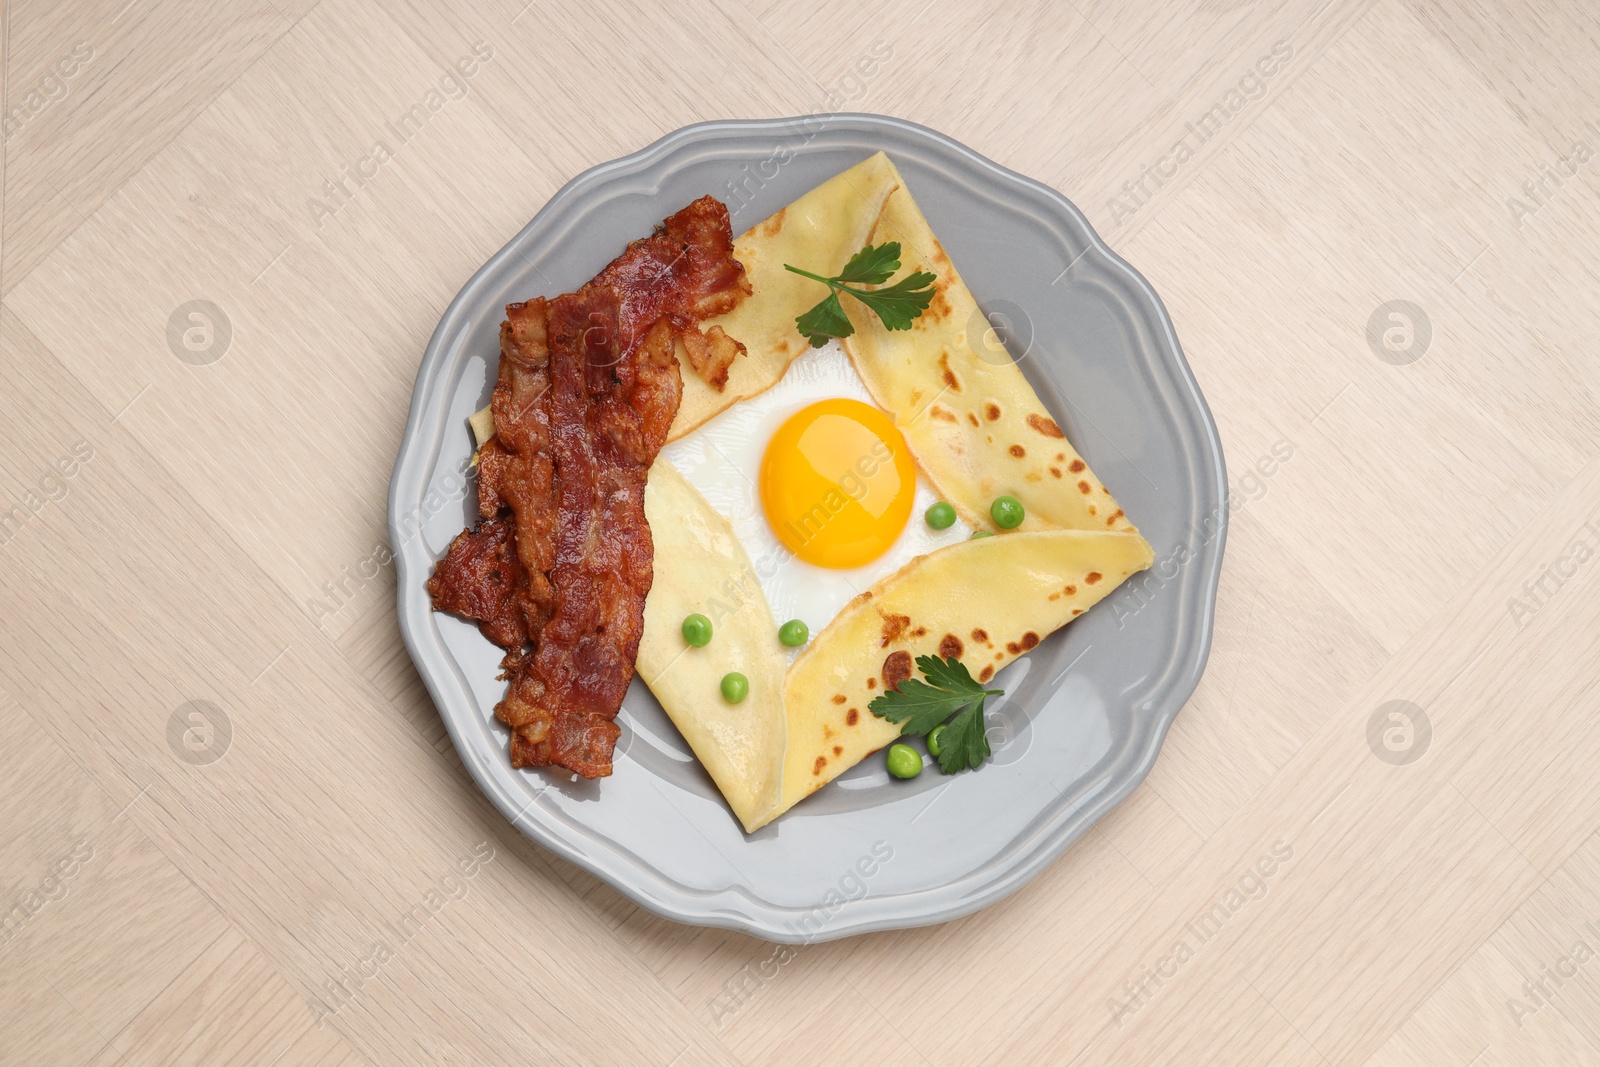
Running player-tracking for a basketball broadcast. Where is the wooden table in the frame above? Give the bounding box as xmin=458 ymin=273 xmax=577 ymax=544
xmin=4 ymin=1 xmax=1599 ymax=1063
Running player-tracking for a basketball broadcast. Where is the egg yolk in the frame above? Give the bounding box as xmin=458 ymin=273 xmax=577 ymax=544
xmin=759 ymin=398 xmax=916 ymax=569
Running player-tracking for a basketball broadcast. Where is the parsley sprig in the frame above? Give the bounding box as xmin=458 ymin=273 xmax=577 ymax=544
xmin=868 ymin=655 xmax=1004 ymax=774
xmin=785 ymin=242 xmax=937 ymax=348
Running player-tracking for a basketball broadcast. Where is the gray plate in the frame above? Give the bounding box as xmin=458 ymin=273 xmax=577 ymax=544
xmin=389 ymin=114 xmax=1226 ymax=943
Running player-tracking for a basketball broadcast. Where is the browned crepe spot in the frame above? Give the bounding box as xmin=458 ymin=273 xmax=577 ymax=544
xmin=1005 ymin=631 xmax=1041 ymax=655
xmin=938 ymin=351 xmax=961 ymax=391
xmin=1027 ymin=413 xmax=1065 ymax=438
xmin=882 ymin=650 xmax=913 ymax=692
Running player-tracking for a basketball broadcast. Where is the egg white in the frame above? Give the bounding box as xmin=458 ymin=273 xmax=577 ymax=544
xmin=660 ymin=341 xmax=969 ymax=653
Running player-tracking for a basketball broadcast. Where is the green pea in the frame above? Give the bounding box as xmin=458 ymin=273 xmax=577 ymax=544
xmin=990 ymin=495 xmax=1025 ymax=529
xmin=970 ymin=530 xmax=994 ymax=540
xmin=681 ymin=613 xmax=713 ymax=647
xmin=927 ymin=724 xmax=946 ymax=758
xmin=720 ymin=671 xmax=749 ymax=703
xmin=778 ymin=619 xmax=809 ymax=647
xmin=925 ymin=501 xmax=957 ymax=530
xmin=886 ymin=743 xmax=922 ymax=779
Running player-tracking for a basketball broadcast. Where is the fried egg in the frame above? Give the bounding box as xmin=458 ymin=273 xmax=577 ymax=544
xmin=659 ymin=340 xmax=969 ymax=644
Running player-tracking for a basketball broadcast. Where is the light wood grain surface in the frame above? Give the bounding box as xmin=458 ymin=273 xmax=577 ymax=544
xmin=3 ymin=0 xmax=1600 ymax=1063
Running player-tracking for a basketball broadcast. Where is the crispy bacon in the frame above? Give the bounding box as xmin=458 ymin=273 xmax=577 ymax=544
xmin=429 ymin=195 xmax=749 ymax=779
xmin=678 ymin=324 xmax=743 ymax=391
xmin=495 ymin=307 xmax=679 ymax=775
xmin=430 ymin=300 xmax=557 ymax=654
xmin=481 ymin=299 xmax=558 ymax=639
xmin=426 ymin=517 xmax=528 ymax=651
xmin=583 ymin=194 xmax=751 ymax=354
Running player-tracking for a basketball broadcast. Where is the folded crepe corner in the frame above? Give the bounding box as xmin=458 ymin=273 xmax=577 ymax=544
xmin=668 ymin=151 xmax=901 ymax=440
xmin=638 ymin=462 xmax=787 ymax=832
xmin=761 ymin=529 xmax=1153 ymax=828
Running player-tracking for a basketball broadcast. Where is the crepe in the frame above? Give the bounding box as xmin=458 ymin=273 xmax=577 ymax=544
xmin=631 ymin=153 xmax=1155 ymax=830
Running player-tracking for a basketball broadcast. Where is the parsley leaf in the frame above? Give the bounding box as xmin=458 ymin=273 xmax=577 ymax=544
xmin=850 ymin=271 xmax=939 ymax=331
xmin=917 ymin=653 xmax=986 ymax=695
xmin=867 ymin=654 xmax=1003 ymax=775
xmin=833 ymin=242 xmax=903 ymax=285
xmin=793 ymin=291 xmax=854 ymax=347
xmin=867 ymin=676 xmax=971 ymax=736
xmin=784 ymin=242 xmax=938 ymax=347
xmin=936 ymin=697 xmax=992 ymax=774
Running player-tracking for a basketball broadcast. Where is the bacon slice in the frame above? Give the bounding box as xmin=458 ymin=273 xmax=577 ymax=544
xmin=429 ymin=300 xmax=557 ymax=656
xmin=430 ymin=195 xmax=749 ymax=779
xmin=481 ymin=299 xmax=558 ymax=639
xmin=495 ymin=309 xmax=679 ymax=775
